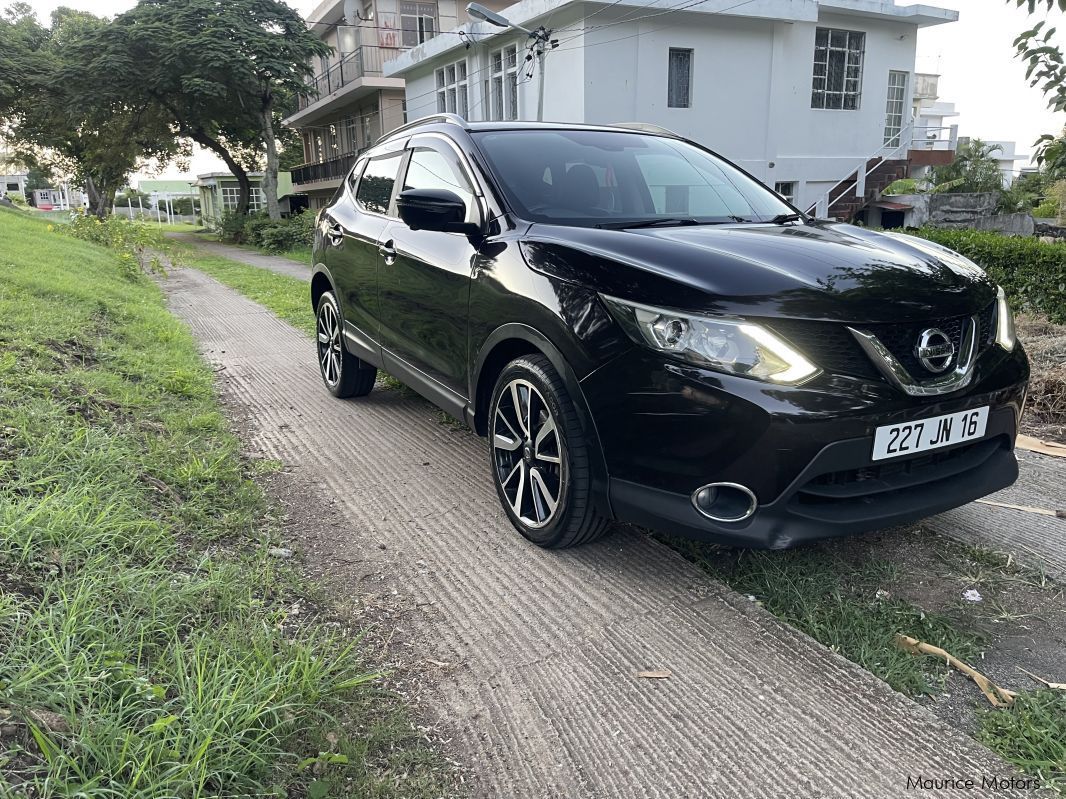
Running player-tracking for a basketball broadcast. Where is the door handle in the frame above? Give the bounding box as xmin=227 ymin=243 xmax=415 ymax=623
xmin=326 ymin=223 xmax=344 ymax=247
xmin=378 ymin=240 xmax=397 ymax=266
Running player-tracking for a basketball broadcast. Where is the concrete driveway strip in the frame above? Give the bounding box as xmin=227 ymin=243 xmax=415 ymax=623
xmin=926 ymin=450 xmax=1066 ymax=578
xmin=163 ymin=265 xmax=1030 ymax=799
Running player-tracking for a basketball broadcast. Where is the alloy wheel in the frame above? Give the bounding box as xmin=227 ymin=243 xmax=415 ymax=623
xmin=492 ymin=379 xmax=565 ymax=528
xmin=317 ymin=301 xmax=342 ymax=387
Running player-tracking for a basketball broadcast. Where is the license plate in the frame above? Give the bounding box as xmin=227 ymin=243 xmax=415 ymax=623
xmin=871 ymin=406 xmax=989 ymax=461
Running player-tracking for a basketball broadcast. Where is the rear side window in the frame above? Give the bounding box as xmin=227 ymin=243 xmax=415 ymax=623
xmin=356 ymin=154 xmax=403 ymax=215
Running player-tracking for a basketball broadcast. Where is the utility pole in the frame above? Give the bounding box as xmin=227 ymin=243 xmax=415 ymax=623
xmin=467 ymin=3 xmax=555 ymax=122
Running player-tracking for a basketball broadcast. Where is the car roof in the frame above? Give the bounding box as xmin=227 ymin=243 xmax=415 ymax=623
xmin=375 ymin=114 xmax=681 ymax=147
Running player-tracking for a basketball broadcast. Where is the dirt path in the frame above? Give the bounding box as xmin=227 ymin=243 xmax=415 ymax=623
xmin=169 ymin=231 xmax=311 ymax=280
xmin=159 ymin=264 xmax=1034 ymax=798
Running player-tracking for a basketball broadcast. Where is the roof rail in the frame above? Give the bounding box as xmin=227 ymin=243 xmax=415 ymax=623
xmin=383 ymin=113 xmax=468 ymax=140
xmin=610 ymin=121 xmax=680 ymax=137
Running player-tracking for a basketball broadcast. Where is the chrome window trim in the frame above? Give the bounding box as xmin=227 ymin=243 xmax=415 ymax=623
xmin=847 ymin=316 xmax=980 ymax=397
xmin=406 ymin=131 xmax=493 ymax=225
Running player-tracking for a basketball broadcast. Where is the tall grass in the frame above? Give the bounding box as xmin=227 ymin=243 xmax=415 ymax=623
xmin=0 ymin=208 xmax=447 ymax=797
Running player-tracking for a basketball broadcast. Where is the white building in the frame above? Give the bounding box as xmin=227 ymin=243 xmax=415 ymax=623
xmin=284 ymin=0 xmax=512 ymax=207
xmin=0 ymin=172 xmax=27 ymax=200
xmin=984 ymin=140 xmax=1030 ymax=187
xmin=384 ymin=0 xmax=959 ymax=214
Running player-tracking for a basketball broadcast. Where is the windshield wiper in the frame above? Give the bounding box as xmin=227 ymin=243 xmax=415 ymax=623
xmin=768 ymin=213 xmax=804 ymax=225
xmin=595 ymin=218 xmax=702 ymax=230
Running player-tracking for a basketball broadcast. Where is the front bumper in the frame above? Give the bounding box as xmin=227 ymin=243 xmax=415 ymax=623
xmin=582 ymin=344 xmax=1029 ymax=548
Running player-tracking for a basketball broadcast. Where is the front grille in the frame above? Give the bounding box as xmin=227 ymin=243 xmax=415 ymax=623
xmin=765 ymin=319 xmax=882 ymax=380
xmin=863 ymin=300 xmax=996 ymax=379
xmin=765 ymin=300 xmax=997 ymax=383
xmin=978 ymin=300 xmax=996 ymax=350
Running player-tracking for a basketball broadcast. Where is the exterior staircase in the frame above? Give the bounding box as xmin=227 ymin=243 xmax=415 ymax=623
xmin=807 ymin=157 xmax=910 ymax=221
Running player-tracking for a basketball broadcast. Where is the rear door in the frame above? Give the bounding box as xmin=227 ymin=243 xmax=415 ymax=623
xmin=321 ymin=149 xmax=405 ymax=356
xmin=377 ymin=136 xmax=485 ymax=402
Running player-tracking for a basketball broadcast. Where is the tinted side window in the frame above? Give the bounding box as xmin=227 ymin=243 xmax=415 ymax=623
xmin=403 ymin=147 xmax=475 ymax=219
xmin=346 ymin=160 xmax=366 ymax=194
xmin=356 ymin=154 xmax=403 ymax=215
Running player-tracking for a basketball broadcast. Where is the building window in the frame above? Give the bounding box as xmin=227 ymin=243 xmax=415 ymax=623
xmin=435 ymin=60 xmax=469 ymax=117
xmin=221 ymin=186 xmax=265 ymax=213
xmin=401 ymin=2 xmax=437 ymax=46
xmin=488 ymin=45 xmax=519 ymax=121
xmin=884 ymin=70 xmax=908 ymax=145
xmin=667 ymin=48 xmax=693 ymax=108
xmin=812 ymin=28 xmax=865 ymax=110
xmin=774 ymin=181 xmax=797 ymax=204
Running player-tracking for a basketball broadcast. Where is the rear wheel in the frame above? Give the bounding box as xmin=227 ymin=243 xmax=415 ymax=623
xmin=316 ymin=291 xmax=376 ymax=398
xmin=489 ymin=355 xmax=610 ymax=548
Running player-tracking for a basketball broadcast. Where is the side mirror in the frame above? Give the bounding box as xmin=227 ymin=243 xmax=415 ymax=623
xmin=397 ymin=188 xmax=481 ymax=236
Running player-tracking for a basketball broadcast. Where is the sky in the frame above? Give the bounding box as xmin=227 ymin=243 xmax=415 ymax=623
xmin=17 ymin=0 xmax=1066 ymax=179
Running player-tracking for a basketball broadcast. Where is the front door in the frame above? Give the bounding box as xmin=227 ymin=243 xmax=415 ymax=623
xmin=377 ymin=139 xmax=483 ymax=400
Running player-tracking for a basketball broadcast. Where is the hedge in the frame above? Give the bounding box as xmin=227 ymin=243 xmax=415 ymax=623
xmin=218 ymin=210 xmax=315 ymax=254
xmin=909 ymin=227 xmax=1066 ymax=323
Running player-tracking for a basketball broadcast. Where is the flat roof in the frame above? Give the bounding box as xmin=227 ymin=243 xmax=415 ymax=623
xmin=385 ymin=0 xmax=957 ymax=76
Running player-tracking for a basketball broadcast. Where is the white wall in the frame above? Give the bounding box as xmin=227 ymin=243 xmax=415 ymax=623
xmin=398 ymin=3 xmax=931 ymax=211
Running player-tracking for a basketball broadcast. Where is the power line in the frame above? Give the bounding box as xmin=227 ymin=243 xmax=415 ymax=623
xmin=554 ymin=0 xmax=764 ymax=51
xmin=553 ymin=0 xmax=761 ymax=45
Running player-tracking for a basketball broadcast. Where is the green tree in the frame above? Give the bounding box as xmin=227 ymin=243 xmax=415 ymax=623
xmin=0 ymin=5 xmax=181 ymax=217
xmin=929 ymin=139 xmax=1006 ymax=194
xmin=90 ymin=0 xmax=329 ymax=220
xmin=1011 ymin=1 xmax=1066 ymax=166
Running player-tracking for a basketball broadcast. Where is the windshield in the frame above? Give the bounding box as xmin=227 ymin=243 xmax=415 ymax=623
xmin=471 ymin=129 xmax=795 ymax=227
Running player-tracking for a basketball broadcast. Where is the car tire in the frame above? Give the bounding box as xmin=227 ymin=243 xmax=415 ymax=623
xmin=316 ymin=291 xmax=376 ymax=398
xmin=488 ymin=354 xmax=610 ymax=548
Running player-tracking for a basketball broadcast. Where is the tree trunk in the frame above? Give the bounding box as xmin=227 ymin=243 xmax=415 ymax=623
xmin=261 ymin=90 xmax=281 ymax=221
xmin=84 ymin=175 xmax=109 ymax=219
xmin=188 ymin=128 xmax=252 ymax=217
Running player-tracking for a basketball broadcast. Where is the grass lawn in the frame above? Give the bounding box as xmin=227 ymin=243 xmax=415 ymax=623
xmin=0 ymin=208 xmax=448 ymax=798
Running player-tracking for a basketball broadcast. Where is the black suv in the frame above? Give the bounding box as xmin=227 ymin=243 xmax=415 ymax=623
xmin=311 ymin=115 xmax=1028 ymax=549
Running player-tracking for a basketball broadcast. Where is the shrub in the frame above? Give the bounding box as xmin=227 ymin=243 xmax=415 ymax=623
xmin=217 ymin=211 xmax=250 ymax=244
xmin=6 ymin=192 xmax=27 ymax=207
xmin=1033 ymin=197 xmax=1060 ymax=219
xmin=61 ymin=211 xmax=172 ymax=278
xmin=255 ymin=221 xmax=301 ymax=253
xmin=908 ymin=228 xmax=1066 ymax=323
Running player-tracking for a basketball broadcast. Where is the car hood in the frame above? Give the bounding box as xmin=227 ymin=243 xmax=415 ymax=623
xmin=522 ymin=221 xmax=997 ymax=323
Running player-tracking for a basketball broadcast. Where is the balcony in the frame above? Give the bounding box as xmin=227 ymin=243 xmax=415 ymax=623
xmin=299 ymin=46 xmax=402 ymax=111
xmin=292 ymin=152 xmax=362 ymax=187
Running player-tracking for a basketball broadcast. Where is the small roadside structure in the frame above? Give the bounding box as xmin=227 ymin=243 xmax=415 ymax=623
xmin=194 ymin=171 xmax=303 ymax=228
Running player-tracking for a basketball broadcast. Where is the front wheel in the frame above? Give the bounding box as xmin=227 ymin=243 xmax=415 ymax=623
xmin=489 ymin=355 xmax=610 ymax=548
xmin=316 ymin=291 xmax=376 ymax=398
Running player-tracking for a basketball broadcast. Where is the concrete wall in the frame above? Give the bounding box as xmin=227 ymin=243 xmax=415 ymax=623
xmin=872 ymin=192 xmax=1033 ymax=233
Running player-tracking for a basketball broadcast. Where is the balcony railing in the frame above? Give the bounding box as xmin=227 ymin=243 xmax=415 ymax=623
xmin=298 ymin=46 xmax=403 ymax=110
xmin=292 ymin=152 xmax=363 ymax=186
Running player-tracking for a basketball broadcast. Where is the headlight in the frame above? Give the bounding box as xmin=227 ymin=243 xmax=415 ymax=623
xmin=601 ymin=295 xmax=820 ymax=385
xmin=995 ymin=286 xmax=1016 ymax=351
